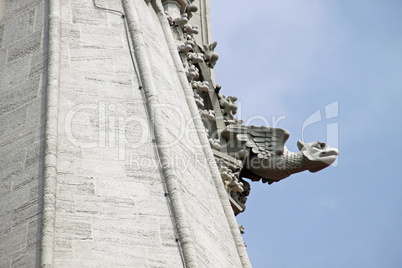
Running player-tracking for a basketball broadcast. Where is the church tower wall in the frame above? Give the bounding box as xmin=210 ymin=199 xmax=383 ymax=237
xmin=48 ymin=0 xmax=183 ymax=266
xmin=0 ymin=0 xmax=47 ymax=266
xmin=1 ymin=0 xmax=251 ymax=267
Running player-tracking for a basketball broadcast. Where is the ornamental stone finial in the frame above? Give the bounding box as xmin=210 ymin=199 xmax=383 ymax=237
xmin=200 ymin=42 xmax=219 ymax=68
xmin=162 ymin=0 xmax=187 ymax=16
xmin=162 ymin=0 xmax=198 ymax=19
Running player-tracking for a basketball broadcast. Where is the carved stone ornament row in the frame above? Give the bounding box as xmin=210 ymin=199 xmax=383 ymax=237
xmin=162 ymin=0 xmax=249 ymax=215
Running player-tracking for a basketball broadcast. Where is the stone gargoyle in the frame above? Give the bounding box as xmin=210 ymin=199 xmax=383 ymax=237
xmin=222 ymin=125 xmax=339 ymax=184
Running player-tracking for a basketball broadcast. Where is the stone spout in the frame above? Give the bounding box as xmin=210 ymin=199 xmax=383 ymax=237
xmin=243 ymin=141 xmax=338 ymax=184
xmin=221 ymin=125 xmax=339 ymax=184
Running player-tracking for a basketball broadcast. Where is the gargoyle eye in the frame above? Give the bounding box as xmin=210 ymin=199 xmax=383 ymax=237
xmin=317 ymin=142 xmax=326 ymax=149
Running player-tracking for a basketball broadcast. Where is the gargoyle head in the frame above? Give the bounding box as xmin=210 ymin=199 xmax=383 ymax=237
xmin=297 ymin=140 xmax=339 ymax=173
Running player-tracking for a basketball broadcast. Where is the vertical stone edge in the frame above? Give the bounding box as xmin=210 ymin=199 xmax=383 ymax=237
xmin=199 ymin=0 xmax=212 ymax=48
xmin=41 ymin=0 xmax=61 ymax=267
xmin=121 ymin=0 xmax=199 ymax=267
xmin=152 ymin=0 xmax=252 ymax=267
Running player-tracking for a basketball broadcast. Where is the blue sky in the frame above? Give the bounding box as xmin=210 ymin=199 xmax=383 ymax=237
xmin=210 ymin=1 xmax=402 ymax=267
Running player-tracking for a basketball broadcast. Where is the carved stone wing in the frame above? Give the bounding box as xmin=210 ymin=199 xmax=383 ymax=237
xmin=223 ymin=125 xmax=290 ymax=159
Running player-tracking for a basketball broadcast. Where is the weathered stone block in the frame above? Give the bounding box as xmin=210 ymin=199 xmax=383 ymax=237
xmin=95 ymin=177 xmax=150 ymax=199
xmin=0 ymin=57 xmax=28 ymax=89
xmin=57 ymin=174 xmax=95 ymax=196
xmin=25 ymin=101 xmax=45 ymax=133
xmin=73 ymin=195 xmax=137 ymax=217
xmin=0 ymin=211 xmax=13 ymax=236
xmin=0 ymin=48 xmax=6 ymax=68
xmin=55 ymin=216 xmax=92 ymax=240
xmin=79 ymin=25 xmax=124 ymax=49
xmin=24 ymin=143 xmax=41 ymax=167
xmin=27 ymin=217 xmax=42 ymax=249
xmin=0 ymin=224 xmax=28 ymax=258
xmin=91 ymin=217 xmax=161 ymax=247
xmin=0 ymin=106 xmax=27 ymax=137
xmin=72 ymin=8 xmax=107 ymax=26
xmin=0 ymin=76 xmax=40 ymax=114
xmin=34 ymin=3 xmax=46 ymax=31
xmin=0 ymin=258 xmax=10 ymax=268
xmin=7 ymin=30 xmax=42 ymax=63
xmin=0 ymin=176 xmax=12 ymax=195
xmin=2 ymin=10 xmax=34 ymax=45
xmin=0 ymin=25 xmax=4 ymax=48
xmin=61 ymin=25 xmax=80 ymax=40
xmin=70 ymin=242 xmax=151 ymax=267
xmin=10 ymin=248 xmax=36 ymax=268
xmin=1 ymin=130 xmax=37 ymax=159
xmin=0 ymin=151 xmax=26 ymax=186
xmin=11 ymin=165 xmax=39 ymax=192
xmin=29 ymin=50 xmax=47 ymax=78
xmin=54 ymin=198 xmax=75 ymax=215
xmin=0 ymin=0 xmax=40 ymax=23
xmin=159 ymin=219 xmax=179 ymax=247
xmin=12 ymin=199 xmax=41 ymax=228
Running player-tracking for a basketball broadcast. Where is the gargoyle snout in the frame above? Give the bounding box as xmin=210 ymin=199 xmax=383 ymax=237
xmin=297 ymin=140 xmax=339 ymax=172
xmin=321 ymin=148 xmax=339 ymax=157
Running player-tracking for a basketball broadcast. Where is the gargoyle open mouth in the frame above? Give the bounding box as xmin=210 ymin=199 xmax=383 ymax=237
xmin=320 ymin=149 xmax=339 ymax=157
